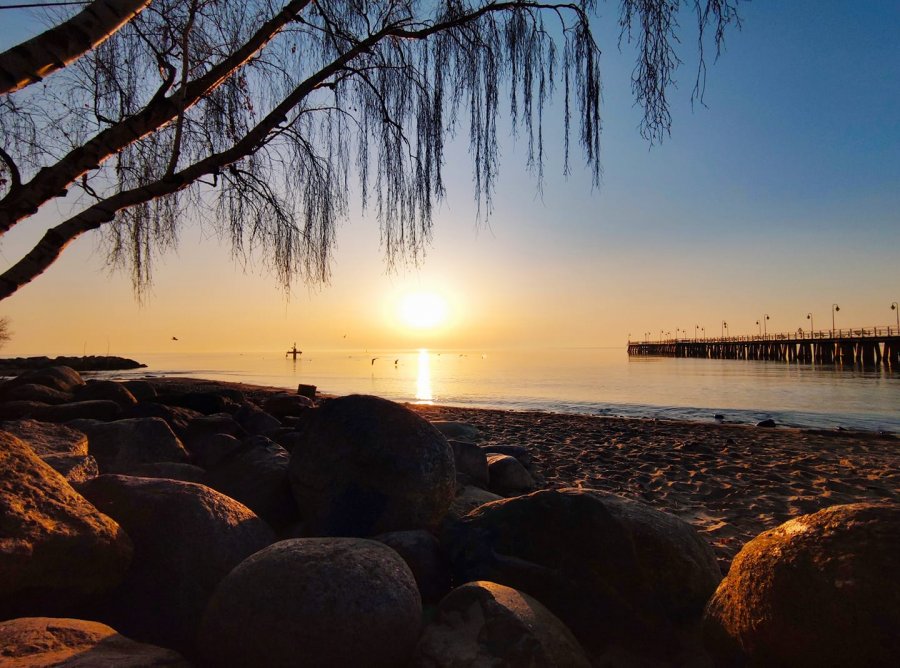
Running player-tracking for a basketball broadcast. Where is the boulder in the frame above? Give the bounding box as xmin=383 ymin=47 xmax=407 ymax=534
xmin=75 ymin=417 xmax=189 ymax=473
xmin=121 ymin=403 xmax=202 ymax=439
xmin=75 ymin=380 xmax=138 ymax=408
xmin=204 ymin=435 xmax=297 ymax=529
xmin=2 ymin=383 xmax=72 ymax=405
xmin=1 ymin=365 xmax=85 ymax=395
xmin=447 ymin=485 xmax=504 ymax=520
xmin=0 ymin=617 xmax=190 ymax=667
xmin=0 ymin=419 xmax=97 ymax=483
xmin=755 ymin=418 xmax=777 ymax=428
xmin=269 ymin=428 xmax=305 ymax=453
xmin=77 ymin=475 xmax=275 ymax=654
xmin=704 ymin=503 xmax=900 ymax=667
xmin=158 ymin=391 xmax=236 ymax=416
xmin=262 ymin=392 xmax=314 ymax=418
xmin=431 ymin=420 xmax=481 ymax=442
xmin=122 ymin=380 xmax=157 ymax=402
xmin=373 ymin=530 xmax=450 ymax=604
xmin=233 ymin=402 xmax=281 ymax=435
xmin=122 ymin=462 xmax=207 ymax=483
xmin=0 ymin=432 xmax=132 ymax=619
xmin=444 ymin=488 xmax=721 ymax=661
xmin=185 ymin=433 xmax=243 ymax=470
xmin=481 ymin=444 xmax=533 ymax=470
xmin=487 ymin=453 xmax=535 ymax=496
xmin=289 ymin=395 xmax=456 ymax=536
xmin=181 ymin=414 xmax=245 ymax=448
xmin=449 ymin=439 xmax=489 ymax=488
xmin=198 ymin=538 xmax=422 ymax=668
xmin=413 ymin=581 xmax=591 ymax=668
xmin=33 ymin=400 xmax=122 ymax=423
xmin=0 ymin=400 xmax=48 ymax=420
xmin=297 ymin=383 xmax=316 ymax=399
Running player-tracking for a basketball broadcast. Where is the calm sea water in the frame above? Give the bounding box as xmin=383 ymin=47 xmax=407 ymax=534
xmin=102 ymin=348 xmax=900 ymax=433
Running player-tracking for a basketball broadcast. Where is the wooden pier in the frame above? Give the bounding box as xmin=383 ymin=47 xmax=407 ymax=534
xmin=628 ymin=327 xmax=900 ymax=367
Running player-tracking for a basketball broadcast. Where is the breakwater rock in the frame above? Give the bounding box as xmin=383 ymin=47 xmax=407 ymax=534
xmin=0 ymin=365 xmax=896 ymax=666
xmin=0 ymin=355 xmax=146 ymax=374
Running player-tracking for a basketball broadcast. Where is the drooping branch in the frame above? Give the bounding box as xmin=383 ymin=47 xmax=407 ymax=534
xmin=0 ymin=0 xmax=315 ymax=234
xmin=0 ymin=2 xmax=599 ymax=299
xmin=0 ymin=0 xmax=151 ymax=95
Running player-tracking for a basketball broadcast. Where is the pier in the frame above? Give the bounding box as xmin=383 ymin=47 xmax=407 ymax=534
xmin=628 ymin=327 xmax=900 ymax=368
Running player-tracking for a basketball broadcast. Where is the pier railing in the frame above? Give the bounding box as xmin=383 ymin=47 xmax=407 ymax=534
xmin=628 ymin=326 xmax=900 ymax=367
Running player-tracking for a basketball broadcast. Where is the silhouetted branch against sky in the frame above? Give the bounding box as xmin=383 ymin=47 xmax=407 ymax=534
xmin=0 ymin=0 xmax=739 ymax=301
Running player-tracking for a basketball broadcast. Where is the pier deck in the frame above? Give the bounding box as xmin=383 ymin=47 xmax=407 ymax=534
xmin=628 ymin=327 xmax=900 ymax=367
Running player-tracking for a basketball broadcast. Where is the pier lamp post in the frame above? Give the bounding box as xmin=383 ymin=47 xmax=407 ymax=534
xmin=701 ymin=326 xmax=706 ymax=339
xmin=892 ymin=302 xmax=899 ymax=332
xmin=694 ymin=324 xmax=699 ymax=341
xmin=676 ymin=327 xmax=680 ymax=341
xmin=764 ymin=314 xmax=769 ymax=337
xmin=721 ymin=321 xmax=728 ymax=338
xmin=806 ymin=313 xmax=813 ymax=339
xmin=756 ymin=320 xmax=761 ymax=337
xmin=832 ymin=303 xmax=840 ymax=336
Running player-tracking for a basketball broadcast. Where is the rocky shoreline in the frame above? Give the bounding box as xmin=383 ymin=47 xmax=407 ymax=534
xmin=0 ymin=355 xmax=146 ymax=374
xmin=1 ymin=367 xmax=897 ymax=666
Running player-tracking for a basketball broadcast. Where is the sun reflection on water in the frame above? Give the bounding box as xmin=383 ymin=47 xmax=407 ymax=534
xmin=415 ymin=348 xmax=433 ymax=403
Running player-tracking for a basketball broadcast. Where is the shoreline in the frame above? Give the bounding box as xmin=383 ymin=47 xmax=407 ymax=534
xmin=148 ymin=378 xmax=899 ymax=571
xmin=407 ymin=402 xmax=898 ymax=571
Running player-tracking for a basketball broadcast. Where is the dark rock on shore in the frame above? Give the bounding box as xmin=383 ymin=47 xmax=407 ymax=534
xmin=0 ymin=419 xmax=97 ymax=483
xmin=289 ymin=394 xmax=456 ymax=536
xmin=77 ymin=475 xmax=275 ymax=655
xmin=704 ymin=502 xmax=900 ymax=667
xmin=198 ymin=538 xmax=422 ymax=668
xmin=204 ymin=435 xmax=297 ymax=529
xmin=69 ymin=417 xmax=189 ymax=474
xmin=75 ymin=379 xmax=139 ymax=408
xmin=0 ymin=432 xmax=132 ymax=619
xmin=443 ymin=487 xmax=721 ymax=662
xmin=0 ymin=365 xmax=85 ymax=394
xmin=413 ymin=581 xmax=592 ymax=668
xmin=486 ymin=453 xmax=536 ymax=496
xmin=373 ymin=529 xmax=450 ymax=605
xmin=0 ymin=617 xmax=190 ymax=667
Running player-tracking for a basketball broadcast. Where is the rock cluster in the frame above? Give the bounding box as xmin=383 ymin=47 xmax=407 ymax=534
xmin=0 ymin=365 xmax=896 ymax=666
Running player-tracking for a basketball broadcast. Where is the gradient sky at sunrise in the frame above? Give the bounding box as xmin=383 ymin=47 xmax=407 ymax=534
xmin=1 ymin=1 xmax=898 ymax=355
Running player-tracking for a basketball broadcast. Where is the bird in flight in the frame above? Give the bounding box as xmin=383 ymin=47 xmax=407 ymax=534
xmin=172 ymin=336 xmax=179 ymax=341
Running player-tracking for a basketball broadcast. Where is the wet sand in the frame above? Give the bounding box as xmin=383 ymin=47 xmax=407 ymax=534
xmin=410 ymin=404 xmax=899 ymax=572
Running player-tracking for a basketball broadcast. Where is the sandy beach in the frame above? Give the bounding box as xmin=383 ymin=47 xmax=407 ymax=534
xmin=410 ymin=403 xmax=899 ymax=572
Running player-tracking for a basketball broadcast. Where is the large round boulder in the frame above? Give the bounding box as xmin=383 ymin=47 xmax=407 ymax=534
xmin=0 ymin=617 xmax=190 ymax=667
xmin=413 ymin=581 xmax=591 ymax=668
xmin=289 ymin=395 xmax=456 ymax=536
xmin=703 ymin=503 xmax=900 ymax=667
xmin=198 ymin=538 xmax=422 ymax=667
xmin=0 ymin=432 xmax=132 ymax=619
xmin=443 ymin=488 xmax=721 ymax=661
xmin=76 ymin=475 xmax=275 ymax=654
xmin=373 ymin=529 xmax=450 ymax=604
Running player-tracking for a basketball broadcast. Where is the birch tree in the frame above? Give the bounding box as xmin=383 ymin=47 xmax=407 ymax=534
xmin=0 ymin=0 xmax=739 ymax=300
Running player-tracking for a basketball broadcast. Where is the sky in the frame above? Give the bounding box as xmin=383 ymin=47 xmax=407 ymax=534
xmin=1 ymin=0 xmax=898 ymax=355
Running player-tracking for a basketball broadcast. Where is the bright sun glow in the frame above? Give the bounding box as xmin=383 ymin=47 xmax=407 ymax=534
xmin=399 ymin=292 xmax=449 ymax=330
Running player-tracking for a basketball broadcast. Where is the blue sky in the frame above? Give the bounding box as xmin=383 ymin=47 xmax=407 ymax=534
xmin=1 ymin=1 xmax=898 ymax=353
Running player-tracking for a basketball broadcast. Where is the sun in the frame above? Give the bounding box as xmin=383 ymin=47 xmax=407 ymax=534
xmin=399 ymin=292 xmax=449 ymax=330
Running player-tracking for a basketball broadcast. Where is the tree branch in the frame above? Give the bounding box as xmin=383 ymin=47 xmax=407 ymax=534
xmin=0 ymin=0 xmax=151 ymax=95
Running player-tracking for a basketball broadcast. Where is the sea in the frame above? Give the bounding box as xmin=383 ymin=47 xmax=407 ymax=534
xmin=100 ymin=348 xmax=900 ymax=434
